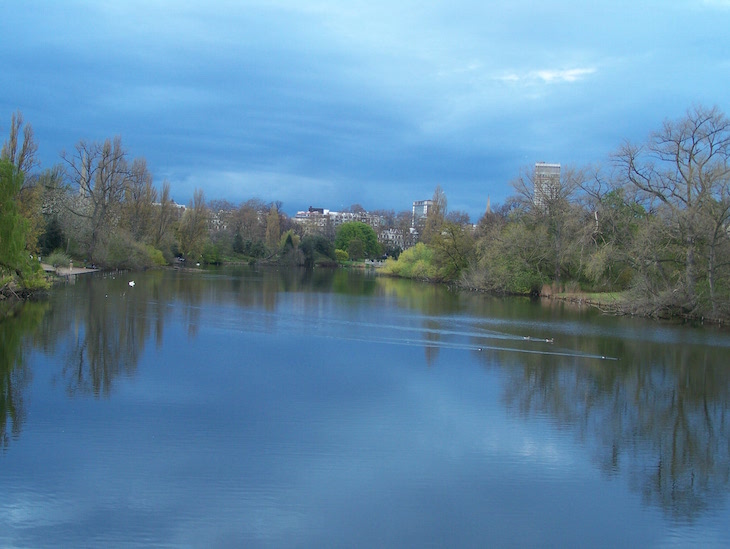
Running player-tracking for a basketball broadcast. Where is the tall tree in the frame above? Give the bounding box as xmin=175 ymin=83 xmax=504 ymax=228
xmin=616 ymin=105 xmax=730 ymax=315
xmin=511 ymin=164 xmax=587 ymax=286
xmin=0 ymin=160 xmax=29 ymax=280
xmin=120 ymin=157 xmax=156 ymax=241
xmin=0 ymin=160 xmax=45 ymax=292
xmin=61 ymin=136 xmax=130 ymax=260
xmin=1 ymin=110 xmax=38 ymax=177
xmin=178 ymin=188 xmax=209 ymax=259
xmin=234 ymin=199 xmax=267 ymax=242
xmin=265 ymin=205 xmax=280 ymax=251
xmin=430 ymin=221 xmax=475 ymax=281
xmin=2 ymin=111 xmax=42 ymax=252
xmin=421 ymin=185 xmax=447 ymax=244
xmin=335 ymin=221 xmax=381 ymax=259
xmin=152 ymin=180 xmax=177 ymax=255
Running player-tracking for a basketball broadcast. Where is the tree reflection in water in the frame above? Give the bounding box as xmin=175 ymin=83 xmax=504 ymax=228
xmin=497 ymin=338 xmax=730 ymax=521
xmin=0 ymin=301 xmax=47 ymax=450
xmin=42 ymin=267 xmax=351 ymax=397
xmin=3 ymin=267 xmax=728 ymax=525
xmin=380 ymin=278 xmax=730 ymax=522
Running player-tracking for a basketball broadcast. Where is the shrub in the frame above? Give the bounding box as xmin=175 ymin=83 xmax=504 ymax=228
xmin=102 ymin=233 xmax=168 ymax=270
xmin=202 ymin=242 xmax=222 ymax=264
xmin=380 ymin=243 xmax=438 ymax=280
xmin=46 ymin=249 xmax=71 ymax=268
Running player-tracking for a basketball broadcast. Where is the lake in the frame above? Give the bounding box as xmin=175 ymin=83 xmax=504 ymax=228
xmin=1 ymin=266 xmax=729 ymax=547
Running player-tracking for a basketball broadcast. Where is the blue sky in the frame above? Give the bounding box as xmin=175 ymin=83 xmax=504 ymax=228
xmin=2 ymin=1 xmax=729 ymax=220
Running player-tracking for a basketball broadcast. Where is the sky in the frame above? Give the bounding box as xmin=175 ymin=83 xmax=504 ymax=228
xmin=2 ymin=1 xmax=729 ymax=221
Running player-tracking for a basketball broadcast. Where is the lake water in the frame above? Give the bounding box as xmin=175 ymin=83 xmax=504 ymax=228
xmin=1 ymin=266 xmax=729 ymax=548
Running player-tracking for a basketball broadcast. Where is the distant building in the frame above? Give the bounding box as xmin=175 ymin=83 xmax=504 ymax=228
xmin=293 ymin=207 xmax=383 ymax=237
xmin=534 ymin=162 xmax=561 ymax=210
xmin=379 ymin=228 xmax=405 ymax=250
xmin=412 ymin=199 xmax=433 ymax=228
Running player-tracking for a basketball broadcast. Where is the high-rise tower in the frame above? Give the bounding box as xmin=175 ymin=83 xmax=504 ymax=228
xmin=534 ymin=162 xmax=561 ymax=210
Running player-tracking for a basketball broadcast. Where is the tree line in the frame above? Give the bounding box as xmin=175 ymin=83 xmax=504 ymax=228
xmin=385 ymin=105 xmax=730 ymax=321
xmin=3 ymin=105 xmax=730 ymax=320
xmin=0 ymin=111 xmax=391 ymax=297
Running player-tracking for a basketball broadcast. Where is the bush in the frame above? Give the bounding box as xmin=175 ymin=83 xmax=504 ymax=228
xmin=379 ymin=243 xmax=439 ymax=280
xmin=46 ymin=249 xmax=71 ymax=268
xmin=335 ymin=249 xmax=349 ymax=262
xmin=202 ymin=242 xmax=222 ymax=265
xmin=101 ymin=233 xmax=168 ymax=270
xmin=144 ymin=245 xmax=167 ymax=267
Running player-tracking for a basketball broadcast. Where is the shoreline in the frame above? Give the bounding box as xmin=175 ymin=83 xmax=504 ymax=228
xmin=42 ymin=263 xmax=100 ymax=277
xmin=544 ymin=291 xmax=727 ymax=326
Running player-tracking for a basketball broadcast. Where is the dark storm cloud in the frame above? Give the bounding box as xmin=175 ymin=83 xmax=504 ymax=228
xmin=2 ymin=0 xmax=729 ymax=219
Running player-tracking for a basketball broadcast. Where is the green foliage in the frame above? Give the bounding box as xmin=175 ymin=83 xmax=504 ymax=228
xmin=282 ymin=232 xmax=295 ymax=250
xmin=4 ymin=106 xmax=729 ymax=321
xmin=177 ymin=189 xmax=209 ymax=260
xmin=335 ymin=222 xmax=381 ymax=259
xmin=232 ymin=232 xmax=244 ymax=254
xmin=234 ymin=238 xmax=266 ymax=259
xmin=279 ymin=229 xmax=300 ymax=250
xmin=0 ymin=161 xmax=28 ymax=273
xmin=37 ymin=216 xmax=65 ymax=256
xmin=300 ymin=234 xmax=336 ymax=266
xmin=466 ymin=219 xmax=549 ymax=295
xmin=101 ymin=232 xmax=167 ymax=270
xmin=277 ymin=232 xmax=303 ymax=266
xmin=347 ymin=238 xmax=365 ymax=260
xmin=202 ymin=242 xmax=222 ymax=265
xmin=380 ymin=243 xmax=439 ymax=280
xmin=252 ymin=240 xmax=267 ymax=258
xmin=145 ymin=245 xmax=167 ymax=267
xmin=46 ymin=250 xmax=70 ymax=268
xmin=0 ymin=160 xmax=47 ymax=292
xmin=430 ymin=221 xmax=475 ymax=281
xmin=1 ymin=299 xmax=48 ymax=447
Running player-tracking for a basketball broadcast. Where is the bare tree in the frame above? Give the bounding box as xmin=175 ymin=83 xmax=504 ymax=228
xmin=1 ymin=110 xmax=38 ymax=177
xmin=615 ymin=105 xmax=730 ymax=315
xmin=178 ymin=188 xmax=209 ymax=259
xmin=61 ymin=136 xmax=130 ymax=260
xmin=446 ymin=210 xmax=470 ymax=225
xmin=421 ymin=185 xmax=447 ymax=244
xmin=511 ymin=164 xmax=587 ymax=286
xmin=121 ymin=157 xmax=156 ymax=241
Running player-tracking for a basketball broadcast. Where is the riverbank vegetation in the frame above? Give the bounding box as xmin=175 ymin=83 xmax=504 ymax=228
xmin=387 ymin=106 xmax=730 ymax=322
xmin=2 ymin=106 xmax=729 ymax=321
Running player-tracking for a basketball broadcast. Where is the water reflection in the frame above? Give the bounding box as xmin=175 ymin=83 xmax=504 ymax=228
xmin=40 ymin=273 xmax=168 ymax=396
xmin=2 ymin=266 xmax=729 ymax=527
xmin=0 ymin=301 xmax=47 ymax=450
xmin=497 ymin=336 xmax=730 ymax=520
xmin=27 ymin=268 xmax=382 ymax=398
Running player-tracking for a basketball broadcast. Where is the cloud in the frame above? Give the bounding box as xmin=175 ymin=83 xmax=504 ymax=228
xmin=3 ymin=0 xmax=730 ymax=222
xmin=168 ymin=168 xmax=341 ymax=210
xmin=495 ymin=67 xmax=597 ymax=85
xmin=533 ymin=67 xmax=597 ymax=83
